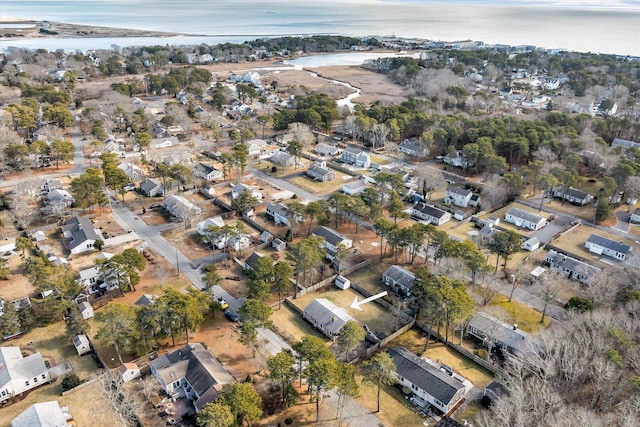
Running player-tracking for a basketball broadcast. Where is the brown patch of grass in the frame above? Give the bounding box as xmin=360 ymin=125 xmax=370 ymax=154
xmin=289 ymin=172 xmax=351 ymax=196
xmin=271 ymin=303 xmax=327 ymax=344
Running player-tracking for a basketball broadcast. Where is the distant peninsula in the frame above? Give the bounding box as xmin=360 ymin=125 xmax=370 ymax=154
xmin=0 ymin=20 xmax=197 ymax=39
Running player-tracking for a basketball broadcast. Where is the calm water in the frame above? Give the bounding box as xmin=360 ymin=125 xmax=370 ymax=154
xmin=1 ymin=1 xmax=640 ymax=56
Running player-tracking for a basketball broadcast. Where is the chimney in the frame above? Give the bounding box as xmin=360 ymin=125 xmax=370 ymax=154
xmin=332 ymin=316 xmax=337 ymax=323
xmin=513 ymin=324 xmax=518 ymax=331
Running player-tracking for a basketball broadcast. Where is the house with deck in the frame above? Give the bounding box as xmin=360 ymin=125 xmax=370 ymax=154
xmin=341 ymin=147 xmax=371 ymax=168
xmin=11 ymin=401 xmax=73 ymax=427
xmin=545 ymin=250 xmax=600 ymax=284
xmin=585 ymin=234 xmax=631 ymax=261
xmin=387 ymin=347 xmax=467 ymax=416
xmin=266 ymin=202 xmax=301 ymax=226
xmin=504 ymin=207 xmax=546 ymax=230
xmin=306 ymin=160 xmax=335 ymax=182
xmin=0 ymin=347 xmax=50 ymax=403
xmin=61 ymin=216 xmax=104 ymax=255
xmin=231 ymin=183 xmax=262 ymax=201
xmin=444 ymin=186 xmax=473 ymax=208
xmin=412 ymin=203 xmax=451 ymax=226
xmin=150 ymin=343 xmax=235 ymax=413
xmin=312 ymin=226 xmax=352 ymax=253
xmin=382 ymin=265 xmax=416 ymax=297
xmin=551 ymin=187 xmax=593 ymax=206
xmin=466 ymin=312 xmax=541 ymax=360
xmin=302 ymin=298 xmax=357 ymax=340
xmin=193 ymin=163 xmax=223 ymax=181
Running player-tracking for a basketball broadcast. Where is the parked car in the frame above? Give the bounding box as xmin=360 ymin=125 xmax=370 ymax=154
xmin=149 ymin=203 xmax=162 ymax=209
xmin=122 ymin=184 xmax=136 ymax=192
xmin=217 ymin=298 xmax=229 ymax=310
xmin=224 ymin=310 xmax=239 ymax=322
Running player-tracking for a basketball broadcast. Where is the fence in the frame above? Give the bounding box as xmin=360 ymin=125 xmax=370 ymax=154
xmin=340 ymin=258 xmax=372 ymax=276
xmin=362 ymin=320 xmax=415 ymax=359
xmin=296 ymin=274 xmax=338 ymax=297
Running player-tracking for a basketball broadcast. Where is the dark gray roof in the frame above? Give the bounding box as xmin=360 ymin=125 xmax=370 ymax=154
xmin=546 ymin=250 xmax=600 ymax=277
xmin=314 ymin=143 xmax=340 ymax=155
xmin=387 ymin=347 xmax=465 ymax=406
xmin=312 ymin=226 xmax=348 ymax=246
xmin=398 ymin=138 xmax=424 ymax=153
xmin=139 ymin=178 xmax=162 ymax=193
xmin=266 ymin=202 xmax=289 ymax=218
xmin=303 ymin=298 xmax=356 ymax=336
xmin=587 ymin=233 xmax=631 ymax=255
xmin=195 ymin=163 xmax=218 ymax=175
xmin=562 ymin=187 xmax=591 ymax=200
xmin=434 ymin=417 xmax=464 ymax=427
xmin=446 ymin=186 xmax=472 ymax=197
xmin=150 ymin=343 xmax=233 ymax=402
xmin=505 ymin=207 xmax=545 ymax=224
xmin=61 ymin=216 xmax=101 ymax=250
xmin=244 ymin=252 xmax=264 ymax=269
xmin=633 ymin=207 xmax=640 ymax=217
xmin=383 ymin=265 xmax=415 ymax=289
xmin=414 ymin=203 xmax=448 ymax=219
xmin=467 ymin=312 xmax=540 ymax=358
xmin=307 ymin=165 xmax=333 ymax=178
xmin=343 ymin=146 xmax=365 ymax=155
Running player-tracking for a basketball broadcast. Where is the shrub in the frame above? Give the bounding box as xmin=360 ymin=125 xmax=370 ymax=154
xmin=61 ymin=373 xmax=81 ymax=392
xmin=564 ymin=296 xmax=593 ymax=312
xmin=476 ymin=349 xmax=489 ymax=360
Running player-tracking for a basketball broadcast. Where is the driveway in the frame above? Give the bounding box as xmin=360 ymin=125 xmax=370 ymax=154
xmin=614 ymin=210 xmax=630 ymax=232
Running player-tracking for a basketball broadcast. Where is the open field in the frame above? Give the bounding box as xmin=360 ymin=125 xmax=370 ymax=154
xmin=289 ymin=170 xmax=352 ymax=196
xmin=290 ymin=287 xmax=401 ymax=336
xmin=271 ymin=303 xmax=327 ymax=344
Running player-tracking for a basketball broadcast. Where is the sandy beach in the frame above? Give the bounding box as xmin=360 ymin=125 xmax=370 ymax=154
xmin=0 ymin=19 xmax=187 ymax=39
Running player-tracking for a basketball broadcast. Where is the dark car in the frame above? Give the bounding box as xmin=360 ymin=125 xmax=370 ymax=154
xmin=224 ymin=310 xmax=239 ymax=322
xmin=149 ymin=203 xmax=162 ymax=209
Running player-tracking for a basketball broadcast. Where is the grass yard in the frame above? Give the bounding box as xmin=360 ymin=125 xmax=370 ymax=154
xmin=344 ymin=260 xmax=391 ymax=295
xmin=370 ymin=154 xmax=390 ymax=165
xmin=442 ymin=220 xmax=479 ymax=242
xmin=270 ymin=303 xmax=327 ymax=344
xmin=485 ymin=294 xmax=551 ymax=334
xmin=550 ymin=222 xmax=635 ymax=261
xmin=389 ymin=328 xmax=494 ymax=388
xmin=480 ymin=202 xmax=549 ymax=235
xmin=289 ymin=172 xmax=349 ymax=196
xmin=7 ymin=322 xmax=99 ymax=380
xmin=291 ymin=287 xmax=398 ymax=336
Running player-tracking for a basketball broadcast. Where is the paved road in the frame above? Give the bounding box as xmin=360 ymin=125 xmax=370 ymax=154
xmin=614 ymin=209 xmax=631 ymax=232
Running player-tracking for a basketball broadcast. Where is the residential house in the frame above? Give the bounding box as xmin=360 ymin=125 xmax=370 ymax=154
xmin=11 ymin=401 xmax=73 ymax=427
xmin=306 ymin=160 xmax=336 ymax=182
xmin=466 ymin=312 xmax=541 ymax=360
xmin=483 ymin=380 xmax=509 ymax=404
xmin=504 ymin=207 xmax=547 ymax=230
xmin=585 ymin=233 xmax=632 ymax=261
xmin=78 ymin=301 xmax=94 ymax=320
xmin=118 ymin=363 xmax=141 ymax=383
xmin=40 ymin=179 xmax=62 ymax=194
xmin=270 ymin=151 xmax=295 ymax=168
xmin=398 ymin=138 xmax=428 ymax=157
xmin=611 ymin=138 xmax=640 ymax=150
xmin=387 ymin=347 xmax=467 ymax=416
xmin=0 ymin=347 xmax=50 ymax=403
xmin=551 ymin=187 xmax=593 ymax=206
xmin=246 ymin=139 xmax=268 ymax=157
xmin=193 ymin=163 xmax=223 ymax=182
xmin=443 ymin=150 xmax=469 ymax=168
xmin=314 ymin=143 xmax=341 ymax=157
xmin=151 ymin=137 xmax=178 ymax=150
xmin=382 ymin=265 xmax=415 ymax=297
xmin=41 ymin=189 xmax=75 ymax=215
xmin=522 ymin=237 xmax=540 ymax=252
xmin=312 ymin=226 xmax=353 ymax=253
xmin=135 ymin=294 xmax=158 ymax=306
xmin=231 ymin=183 xmax=262 ymax=201
xmin=214 ymin=232 xmax=250 ymax=251
xmin=72 ymin=334 xmax=91 ymax=356
xmin=117 ymin=162 xmax=144 ymax=180
xmin=200 ymin=185 xmax=216 ymax=198
xmin=76 ymin=266 xmax=102 ymax=294
xmin=342 ymin=180 xmax=366 ymax=196
xmin=139 ymin=178 xmax=164 ymax=197
xmin=545 ymin=249 xmax=600 ymax=285
xmin=61 ymin=216 xmax=103 ymax=255
xmin=631 ymin=208 xmax=640 ymax=224
xmin=163 ymin=195 xmax=203 ymax=221
xmin=341 ymin=147 xmax=371 ymax=168
xmin=469 ymin=194 xmax=480 ymax=207
xmin=302 ymin=298 xmax=357 ymax=339
xmin=244 ymin=252 xmax=267 ymax=271
xmin=272 ymin=238 xmax=287 ymax=252
xmin=444 ymin=186 xmax=473 ymax=208
xmin=266 ymin=202 xmax=301 ymax=226
xmin=412 ymin=203 xmax=451 ymax=226
xmin=196 ymin=216 xmax=225 ymax=238
xmin=149 ymin=343 xmax=235 ymax=413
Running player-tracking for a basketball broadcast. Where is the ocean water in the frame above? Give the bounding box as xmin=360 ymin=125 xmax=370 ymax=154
xmin=1 ymin=1 xmax=640 ymax=56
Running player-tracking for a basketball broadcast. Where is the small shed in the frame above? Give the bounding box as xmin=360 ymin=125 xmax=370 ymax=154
xmin=261 ymin=231 xmax=273 ymax=243
xmin=78 ymin=301 xmax=94 ymax=320
xmin=335 ymin=275 xmax=351 ymax=290
xmin=33 ymin=230 xmax=46 ymax=242
xmin=530 ymin=266 xmax=546 ymax=280
xmin=272 ymin=238 xmax=287 ymax=252
xmin=523 ymin=237 xmax=540 ymax=252
xmin=73 ymin=334 xmax=91 ymax=355
xmin=118 ymin=362 xmax=141 ymax=383
xmin=453 ymin=210 xmax=465 ymax=221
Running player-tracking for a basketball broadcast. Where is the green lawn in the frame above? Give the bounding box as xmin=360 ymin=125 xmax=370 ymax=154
xmin=289 ymin=172 xmax=349 ymax=196
xmin=271 ymin=303 xmax=327 ymax=344
xmin=486 ymin=294 xmax=551 ymax=333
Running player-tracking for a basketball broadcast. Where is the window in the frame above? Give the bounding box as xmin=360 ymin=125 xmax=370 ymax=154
xmin=25 ymin=381 xmax=30 ymax=386
xmin=34 ymin=377 xmax=38 ymax=383
xmin=42 ymin=374 xmax=46 ymax=379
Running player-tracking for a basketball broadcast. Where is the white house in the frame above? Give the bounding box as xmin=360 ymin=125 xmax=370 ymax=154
xmin=504 ymin=207 xmax=547 ymax=230
xmin=312 ymin=226 xmax=353 ymax=253
xmin=585 ymin=234 xmax=631 ymax=261
xmin=551 ymin=187 xmax=593 ymax=206
xmin=11 ymin=401 xmax=73 ymax=427
xmin=387 ymin=347 xmax=467 ymax=416
xmin=522 ymin=237 xmax=540 ymax=252
xmin=314 ymin=143 xmax=341 ymax=157
xmin=231 ymin=183 xmax=262 ymax=201
xmin=444 ymin=186 xmax=472 ymax=208
xmin=382 ymin=265 xmax=415 ymax=297
xmin=139 ymin=178 xmax=164 ymax=197
xmin=398 ymin=138 xmax=427 ymax=157
xmin=341 ymin=147 xmax=371 ymax=168
xmin=306 ymin=160 xmax=336 ymax=182
xmin=0 ymin=347 xmax=50 ymax=403
xmin=193 ymin=163 xmax=223 ymax=181
xmin=342 ymin=180 xmax=366 ymax=196
xmin=266 ymin=202 xmax=301 ymax=226
xmin=61 ymin=216 xmax=104 ymax=255
xmin=412 ymin=203 xmax=451 ymax=226
xmin=72 ymin=334 xmax=91 ymax=355
xmin=443 ymin=150 xmax=469 ymax=168
xmin=545 ymin=249 xmax=600 ymax=285
xmin=196 ymin=216 xmax=225 ymax=238
xmin=246 ymin=139 xmax=268 ymax=157
xmin=302 ymin=298 xmax=357 ymax=340
xmin=117 ymin=162 xmax=144 ymax=180
xmin=630 ymin=208 xmax=640 ymax=224
xmin=118 ymin=363 xmax=141 ymax=383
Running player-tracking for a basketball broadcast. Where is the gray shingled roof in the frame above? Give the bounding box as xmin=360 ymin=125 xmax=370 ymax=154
xmin=586 ymin=233 xmax=631 ymax=255
xmin=446 ymin=186 xmax=472 ymax=197
xmin=505 ymin=207 xmax=545 ymax=224
xmin=414 ymin=203 xmax=448 ymax=219
xmin=303 ymin=298 xmax=356 ymax=336
xmin=307 ymin=165 xmax=333 ymax=179
xmin=387 ymin=347 xmax=465 ymax=406
xmin=383 ymin=265 xmax=415 ymax=290
xmin=139 ymin=178 xmax=162 ymax=194
xmin=61 ymin=216 xmax=102 ymax=251
xmin=546 ymin=250 xmax=600 ymax=277
xmin=266 ymin=202 xmax=289 ymax=218
xmin=343 ymin=146 xmax=364 ymax=155
xmin=467 ymin=312 xmax=540 ymax=358
xmin=312 ymin=226 xmax=347 ymax=246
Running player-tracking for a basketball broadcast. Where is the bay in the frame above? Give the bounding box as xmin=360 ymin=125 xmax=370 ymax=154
xmin=1 ymin=1 xmax=639 ymax=56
